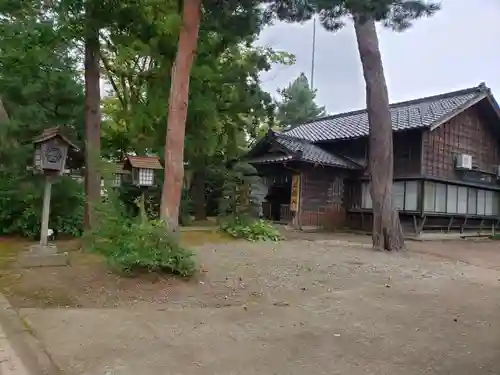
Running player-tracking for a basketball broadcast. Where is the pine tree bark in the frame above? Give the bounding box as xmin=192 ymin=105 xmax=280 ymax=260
xmin=160 ymin=0 xmax=201 ymax=234
xmin=353 ymin=17 xmax=405 ymax=251
xmin=83 ymin=12 xmax=101 ymax=230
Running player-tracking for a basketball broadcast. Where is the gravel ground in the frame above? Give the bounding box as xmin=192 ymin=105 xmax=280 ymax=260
xmin=19 ymin=238 xmax=500 ymax=375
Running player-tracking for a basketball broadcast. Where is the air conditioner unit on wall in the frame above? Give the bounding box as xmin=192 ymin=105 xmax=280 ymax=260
xmin=456 ymin=154 xmax=472 ymax=169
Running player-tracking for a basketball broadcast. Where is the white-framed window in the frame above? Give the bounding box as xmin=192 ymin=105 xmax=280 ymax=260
xmin=485 ymin=190 xmax=494 ymax=216
xmin=457 ymin=186 xmax=468 ymax=214
xmin=34 ymin=147 xmax=41 ymax=168
xmin=424 ymin=181 xmax=436 ymax=212
xmin=112 ymin=173 xmax=122 ymax=187
xmin=493 ymin=192 xmax=499 ymax=215
xmin=361 ymin=180 xmax=500 ymax=217
xmin=422 ymin=182 xmax=499 ymax=217
xmin=361 ymin=180 xmax=419 ymax=211
xmin=138 ymin=168 xmax=154 ymax=186
xmin=477 ymin=190 xmax=486 ymax=215
xmin=467 ymin=188 xmax=477 ymax=215
xmin=393 ymin=182 xmax=405 ymax=210
xmin=446 ymin=185 xmax=458 ymax=213
xmin=435 ymin=183 xmax=447 ymax=212
xmin=404 ymin=181 xmax=418 ymax=211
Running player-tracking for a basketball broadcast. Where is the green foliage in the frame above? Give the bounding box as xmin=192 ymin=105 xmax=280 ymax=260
xmin=276 ymin=72 xmax=326 ymax=127
xmin=0 ymin=2 xmax=84 ymax=146
xmin=264 ymin=0 xmax=440 ymax=31
xmin=218 ymin=162 xmax=262 ymax=218
xmin=217 ymin=161 xmax=282 ymax=241
xmin=220 ymin=216 xmax=282 ymax=242
xmin=85 ymin=182 xmax=196 ymax=277
xmin=0 ymin=173 xmax=84 ymax=238
xmin=0 ymin=0 xmax=85 ymax=239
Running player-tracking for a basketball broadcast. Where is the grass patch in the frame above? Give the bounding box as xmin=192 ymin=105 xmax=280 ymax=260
xmin=179 ymin=230 xmax=233 ymax=247
xmin=0 ymin=237 xmax=29 ymax=269
xmin=0 ymin=231 xmax=234 ymax=308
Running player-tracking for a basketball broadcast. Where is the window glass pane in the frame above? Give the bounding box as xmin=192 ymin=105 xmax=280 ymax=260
xmin=362 ymin=183 xmax=372 ymax=209
xmin=424 ymin=181 xmax=436 ymax=212
xmin=468 ymin=188 xmax=477 ymax=215
xmin=477 ymin=190 xmax=486 ymax=215
xmin=393 ymin=182 xmax=405 ymax=210
xmin=493 ymin=192 xmax=499 ymax=215
xmin=446 ymin=185 xmax=458 ymax=213
xmin=113 ymin=173 xmax=121 ymax=186
xmin=457 ymin=186 xmax=467 ymax=214
xmin=139 ymin=168 xmax=154 ymax=186
xmin=404 ymin=181 xmax=418 ymax=211
xmin=485 ymin=190 xmax=494 ymax=215
xmin=435 ymin=183 xmax=447 ymax=212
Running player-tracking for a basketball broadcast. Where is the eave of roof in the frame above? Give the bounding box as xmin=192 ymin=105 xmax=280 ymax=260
xmin=125 ymin=155 xmax=163 ymax=170
xmin=32 ymin=126 xmax=79 ymax=151
xmin=246 ymin=131 xmax=362 ymax=170
xmin=284 ymin=83 xmax=493 ymax=142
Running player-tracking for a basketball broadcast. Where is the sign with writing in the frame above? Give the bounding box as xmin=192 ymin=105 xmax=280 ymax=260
xmin=290 ymin=174 xmax=301 ymax=211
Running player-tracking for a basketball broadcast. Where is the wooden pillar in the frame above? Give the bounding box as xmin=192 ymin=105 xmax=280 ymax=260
xmin=139 ymin=190 xmax=147 ymax=222
xmin=291 ymin=173 xmax=302 ymax=228
xmin=40 ymin=175 xmax=53 ymax=246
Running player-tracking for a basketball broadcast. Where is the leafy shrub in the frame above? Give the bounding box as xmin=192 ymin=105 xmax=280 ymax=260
xmin=0 ymin=172 xmax=84 ymax=238
xmin=220 ymin=216 xmax=282 ymax=242
xmin=218 ymin=162 xmax=262 ymax=218
xmin=85 ymin=182 xmax=196 ymax=277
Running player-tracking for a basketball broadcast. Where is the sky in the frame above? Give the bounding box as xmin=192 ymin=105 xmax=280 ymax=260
xmin=257 ymin=0 xmax=500 ymax=114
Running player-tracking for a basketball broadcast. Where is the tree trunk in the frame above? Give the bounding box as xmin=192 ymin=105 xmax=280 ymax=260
xmin=353 ymin=17 xmax=405 ymax=251
xmin=192 ymin=170 xmax=206 ymax=221
xmin=83 ymin=13 xmax=101 ymax=230
xmin=160 ymin=0 xmax=201 ymax=234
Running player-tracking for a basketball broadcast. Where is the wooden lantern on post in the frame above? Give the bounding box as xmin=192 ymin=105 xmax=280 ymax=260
xmin=19 ymin=127 xmax=79 ymax=267
xmin=123 ymin=156 xmax=163 ymax=220
xmin=100 ymin=163 xmax=129 ymax=197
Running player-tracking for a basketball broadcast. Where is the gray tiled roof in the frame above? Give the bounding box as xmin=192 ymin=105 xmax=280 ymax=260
xmin=284 ymin=85 xmax=487 ymax=142
xmin=275 ymin=135 xmax=361 ymax=169
xmin=245 ymin=153 xmax=292 ymax=164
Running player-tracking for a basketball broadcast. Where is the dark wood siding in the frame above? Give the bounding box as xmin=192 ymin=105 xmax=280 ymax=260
xmin=422 ymin=106 xmax=500 ymax=179
xmin=323 ymin=130 xmax=422 ymax=178
xmin=299 ymin=166 xmax=346 ymax=229
xmin=393 ymin=130 xmax=422 ymax=177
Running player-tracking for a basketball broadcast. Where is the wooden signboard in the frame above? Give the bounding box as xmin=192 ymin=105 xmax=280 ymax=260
xmin=290 ymin=174 xmax=301 ymax=212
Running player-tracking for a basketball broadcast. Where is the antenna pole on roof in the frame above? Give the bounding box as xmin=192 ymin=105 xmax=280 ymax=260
xmin=310 ymin=15 xmax=316 ymax=90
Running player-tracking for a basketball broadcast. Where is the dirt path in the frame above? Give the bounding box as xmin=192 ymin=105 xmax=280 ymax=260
xmin=18 ymin=238 xmax=500 ymax=375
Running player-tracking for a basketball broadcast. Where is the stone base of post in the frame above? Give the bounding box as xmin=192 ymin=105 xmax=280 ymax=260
xmin=18 ymin=244 xmax=69 ymax=268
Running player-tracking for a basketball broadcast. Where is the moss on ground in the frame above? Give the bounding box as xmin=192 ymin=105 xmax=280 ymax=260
xmin=0 ymin=231 xmax=233 ymax=308
xmin=179 ymin=230 xmax=233 ymax=247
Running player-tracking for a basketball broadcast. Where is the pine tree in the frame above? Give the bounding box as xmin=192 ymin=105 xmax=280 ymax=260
xmin=264 ymin=0 xmax=440 ymax=251
xmin=276 ymin=72 xmax=326 ymax=127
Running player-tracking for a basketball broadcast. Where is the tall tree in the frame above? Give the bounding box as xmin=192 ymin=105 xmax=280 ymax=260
xmin=159 ymin=0 xmax=271 ymax=233
xmin=160 ymin=0 xmax=202 ymax=233
xmin=265 ymin=0 xmax=439 ymax=251
xmin=276 ymin=72 xmax=325 ymax=127
xmin=0 ymin=0 xmax=84 ymax=158
xmin=83 ymin=0 xmax=102 ymax=230
xmin=99 ymin=0 xmax=286 ymax=223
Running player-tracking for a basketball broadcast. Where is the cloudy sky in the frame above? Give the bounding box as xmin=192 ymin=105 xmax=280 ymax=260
xmin=258 ymin=0 xmax=500 ymax=114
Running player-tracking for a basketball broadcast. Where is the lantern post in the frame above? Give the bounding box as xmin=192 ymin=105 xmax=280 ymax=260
xmin=18 ymin=127 xmax=79 ymax=267
xmin=122 ymin=155 xmax=163 ymax=221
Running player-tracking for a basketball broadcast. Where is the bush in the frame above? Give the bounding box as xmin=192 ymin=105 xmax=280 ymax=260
xmin=220 ymin=216 xmax=283 ymax=242
xmin=85 ymin=182 xmax=196 ymax=277
xmin=0 ymin=173 xmax=84 ymax=238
